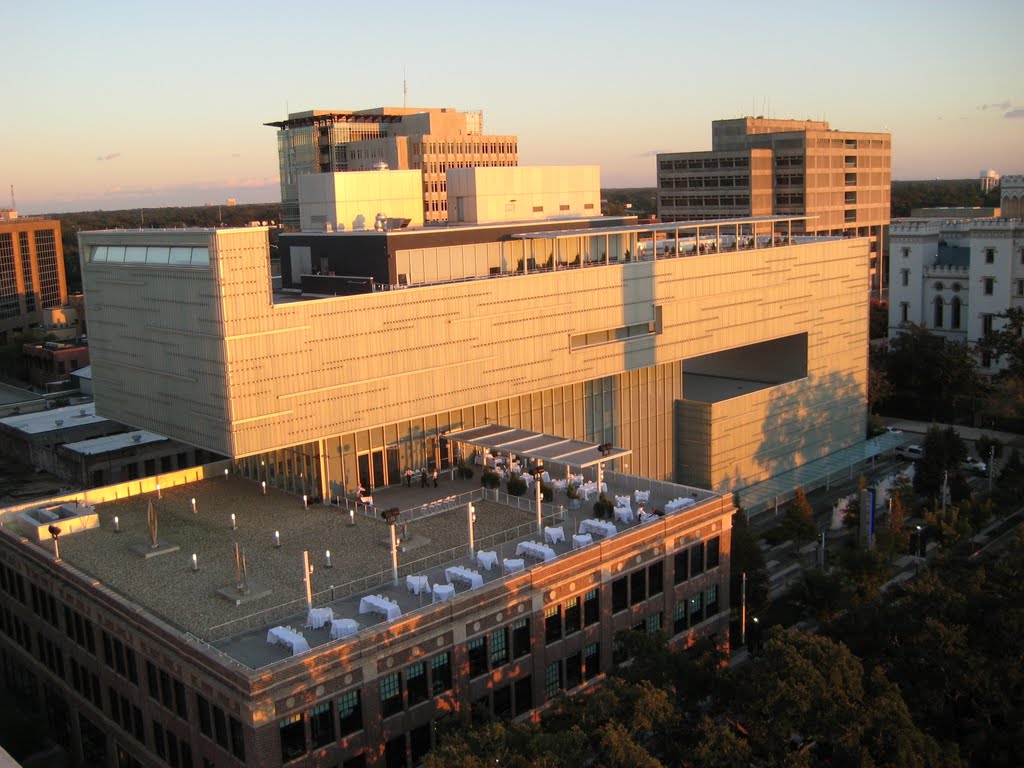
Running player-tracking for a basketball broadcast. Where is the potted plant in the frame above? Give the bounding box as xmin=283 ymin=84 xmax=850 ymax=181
xmin=593 ymin=493 xmax=614 ymax=519
xmin=506 ymin=475 xmax=527 ymax=496
xmin=566 ymin=484 xmax=582 ymax=510
xmin=456 ymin=459 xmax=475 ymax=480
xmin=481 ymin=470 xmax=501 ymax=490
xmin=540 ymin=483 xmax=554 ymax=503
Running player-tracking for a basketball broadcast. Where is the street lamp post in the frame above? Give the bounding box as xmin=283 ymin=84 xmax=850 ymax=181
xmin=915 ymin=525 xmax=923 ymax=558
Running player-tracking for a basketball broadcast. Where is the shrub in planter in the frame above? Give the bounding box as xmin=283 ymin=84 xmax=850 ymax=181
xmin=481 ymin=470 xmax=501 ymax=489
xmin=593 ymin=493 xmax=614 ymax=519
xmin=506 ymin=475 xmax=527 ymax=496
xmin=566 ymin=484 xmax=582 ymax=509
xmin=457 ymin=459 xmax=475 ymax=480
xmin=540 ymin=483 xmax=554 ymax=502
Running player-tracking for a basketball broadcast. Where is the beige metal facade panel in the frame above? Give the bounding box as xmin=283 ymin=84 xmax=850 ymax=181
xmin=79 ymin=229 xmax=234 ymax=457
xmin=88 ymin=229 xmax=866 ymax=466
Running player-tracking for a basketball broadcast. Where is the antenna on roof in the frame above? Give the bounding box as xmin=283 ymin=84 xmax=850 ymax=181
xmin=403 ymin=66 xmax=407 ymax=109
xmin=9 ymin=185 xmax=14 ymax=210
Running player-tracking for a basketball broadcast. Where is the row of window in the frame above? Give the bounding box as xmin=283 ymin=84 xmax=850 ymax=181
xmin=29 ymin=583 xmax=60 ymax=629
xmin=0 ymin=561 xmax=27 ymax=604
xmin=146 ymin=660 xmax=188 ymax=720
xmin=152 ymin=719 xmax=193 ymax=768
xmin=0 ymin=604 xmax=32 ymax=653
xmin=197 ymin=693 xmax=246 ymax=762
xmin=102 ymin=631 xmax=138 ymax=686
xmin=660 ymin=195 xmax=751 ymax=208
xmin=68 ymin=657 xmax=102 ymax=709
xmin=659 ymin=175 xmax=750 ymax=189
xmin=544 ymin=643 xmax=601 ymax=698
xmin=421 ymin=141 xmax=517 ymax=156
xmin=658 ymin=156 xmax=751 ymax=172
xmin=89 ymin=245 xmax=210 ymax=268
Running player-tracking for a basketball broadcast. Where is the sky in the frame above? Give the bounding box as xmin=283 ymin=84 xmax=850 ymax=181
xmin=3 ymin=0 xmax=1022 ymax=214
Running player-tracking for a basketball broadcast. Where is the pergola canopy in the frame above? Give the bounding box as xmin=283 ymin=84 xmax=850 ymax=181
xmin=445 ymin=424 xmax=631 ymax=470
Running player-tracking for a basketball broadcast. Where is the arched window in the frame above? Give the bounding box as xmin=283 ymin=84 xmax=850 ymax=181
xmin=951 ymin=297 xmax=962 ymax=329
xmin=934 ymin=282 xmax=944 ymax=291
xmin=933 ymin=296 xmax=944 ymax=328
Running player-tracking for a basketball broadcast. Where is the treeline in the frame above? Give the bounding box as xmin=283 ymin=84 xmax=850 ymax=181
xmin=891 ymin=179 xmax=1002 ymax=217
xmin=48 ymin=203 xmax=281 ymax=292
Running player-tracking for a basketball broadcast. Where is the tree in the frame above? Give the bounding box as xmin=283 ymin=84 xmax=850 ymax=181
xmin=727 ymin=629 xmax=952 ymax=768
xmin=975 ymin=306 xmax=1024 ymax=377
xmin=915 ymin=426 xmax=967 ymax=499
xmin=781 ymin=487 xmax=816 ymax=546
xmin=728 ymin=508 xmax=770 ymax=617
xmin=868 ymin=348 xmax=892 ymax=413
xmin=887 ymin=323 xmax=987 ymax=421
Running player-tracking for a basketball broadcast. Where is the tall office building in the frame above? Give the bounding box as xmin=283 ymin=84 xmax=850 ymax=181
xmin=656 ymin=117 xmax=891 ymax=292
xmin=267 ymin=107 xmax=518 ymax=228
xmin=0 ymin=214 xmax=69 ymax=343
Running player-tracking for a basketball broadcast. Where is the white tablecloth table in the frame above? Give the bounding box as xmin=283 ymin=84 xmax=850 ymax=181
xmin=406 ymin=575 xmax=431 ymax=595
xmin=503 ymin=558 xmax=525 ymax=574
xmin=634 ymin=490 xmax=650 ymax=503
xmin=579 ymin=519 xmax=618 ymax=539
xmin=572 ymin=533 xmax=593 ymax=549
xmin=445 ymin=566 xmax=484 ymax=589
xmin=329 ymin=619 xmax=359 ymax=639
xmin=614 ymin=495 xmax=632 ymax=508
xmin=266 ymin=626 xmax=310 ymax=655
xmin=544 ymin=526 xmax=565 ymax=545
xmin=515 ymin=541 xmax=556 ymax=561
xmin=358 ymin=595 xmax=402 ymax=621
xmin=432 ymin=583 xmax=455 ymax=603
xmin=613 ymin=506 xmax=634 ymax=524
xmin=476 ymin=551 xmax=499 ymax=571
xmin=665 ymin=497 xmax=696 ymax=512
xmin=305 ymin=607 xmax=334 ymax=629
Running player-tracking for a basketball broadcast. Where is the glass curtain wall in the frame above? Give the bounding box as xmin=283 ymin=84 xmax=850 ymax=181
xmin=238 ymin=362 xmax=682 ymax=498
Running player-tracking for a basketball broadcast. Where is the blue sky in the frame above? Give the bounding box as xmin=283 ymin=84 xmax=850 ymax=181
xmin=4 ymin=0 xmax=1022 ymax=213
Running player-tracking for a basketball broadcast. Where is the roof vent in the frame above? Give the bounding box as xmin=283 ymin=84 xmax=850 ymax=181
xmin=131 ymin=434 xmax=142 ymax=443
xmin=54 ymin=419 xmax=64 ymax=427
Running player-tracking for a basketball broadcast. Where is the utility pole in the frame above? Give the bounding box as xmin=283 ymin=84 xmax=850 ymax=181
xmin=989 ymin=445 xmax=995 ymax=493
xmin=740 ymin=572 xmax=747 ymax=646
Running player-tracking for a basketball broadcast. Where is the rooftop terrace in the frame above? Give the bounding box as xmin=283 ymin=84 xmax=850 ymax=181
xmin=3 ymin=466 xmax=719 ymax=671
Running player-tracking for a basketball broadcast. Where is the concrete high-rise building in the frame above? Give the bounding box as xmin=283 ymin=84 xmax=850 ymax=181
xmin=657 ymin=117 xmax=891 ymax=293
xmin=0 ymin=215 xmax=70 ymax=343
xmin=266 ymin=107 xmax=518 ymax=228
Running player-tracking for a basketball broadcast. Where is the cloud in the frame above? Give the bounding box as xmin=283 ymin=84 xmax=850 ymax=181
xmin=96 ymin=152 xmax=121 ymax=161
xmin=978 ymin=100 xmax=1011 ymax=111
xmin=1005 ymin=108 xmax=1024 ymax=119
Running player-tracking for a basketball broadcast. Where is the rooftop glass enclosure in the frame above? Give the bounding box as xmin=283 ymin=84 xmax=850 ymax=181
xmin=507 ymin=215 xmax=804 ymax=273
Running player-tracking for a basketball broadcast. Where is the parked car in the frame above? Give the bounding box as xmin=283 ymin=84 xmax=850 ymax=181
xmin=885 ymin=425 xmax=904 ymax=435
xmin=896 ymin=445 xmax=925 ymax=461
xmin=960 ymin=457 xmax=987 ymax=475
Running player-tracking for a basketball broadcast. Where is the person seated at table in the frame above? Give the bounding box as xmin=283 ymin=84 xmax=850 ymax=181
xmin=653 ymin=507 xmax=665 ymax=517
